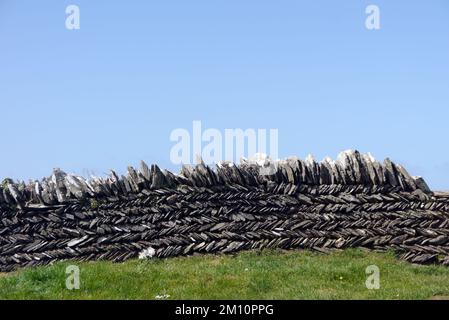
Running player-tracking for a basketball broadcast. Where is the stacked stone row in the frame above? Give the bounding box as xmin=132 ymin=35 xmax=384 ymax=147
xmin=0 ymin=179 xmax=448 ymax=271
xmin=0 ymin=150 xmax=431 ymax=210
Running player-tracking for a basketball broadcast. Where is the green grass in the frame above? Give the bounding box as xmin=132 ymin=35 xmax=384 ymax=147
xmin=1 ymin=249 xmax=449 ymax=300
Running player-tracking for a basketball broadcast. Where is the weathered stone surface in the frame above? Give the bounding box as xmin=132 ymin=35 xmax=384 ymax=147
xmin=0 ymin=150 xmax=447 ymax=272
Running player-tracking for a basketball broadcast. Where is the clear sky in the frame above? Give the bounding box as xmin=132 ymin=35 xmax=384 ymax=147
xmin=1 ymin=0 xmax=448 ymax=190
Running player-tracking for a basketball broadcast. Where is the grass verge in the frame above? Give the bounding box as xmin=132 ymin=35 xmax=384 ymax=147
xmin=1 ymin=248 xmax=449 ymax=300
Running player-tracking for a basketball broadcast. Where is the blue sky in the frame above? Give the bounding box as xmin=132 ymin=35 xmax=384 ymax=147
xmin=1 ymin=0 xmax=448 ymax=189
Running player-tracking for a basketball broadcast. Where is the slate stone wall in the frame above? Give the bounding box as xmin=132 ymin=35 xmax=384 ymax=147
xmin=1 ymin=150 xmax=448 ymax=272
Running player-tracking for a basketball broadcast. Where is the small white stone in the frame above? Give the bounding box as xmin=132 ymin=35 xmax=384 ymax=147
xmin=138 ymin=247 xmax=156 ymax=259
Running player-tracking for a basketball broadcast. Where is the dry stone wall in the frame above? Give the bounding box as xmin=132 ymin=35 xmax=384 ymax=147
xmin=1 ymin=150 xmax=448 ymax=271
